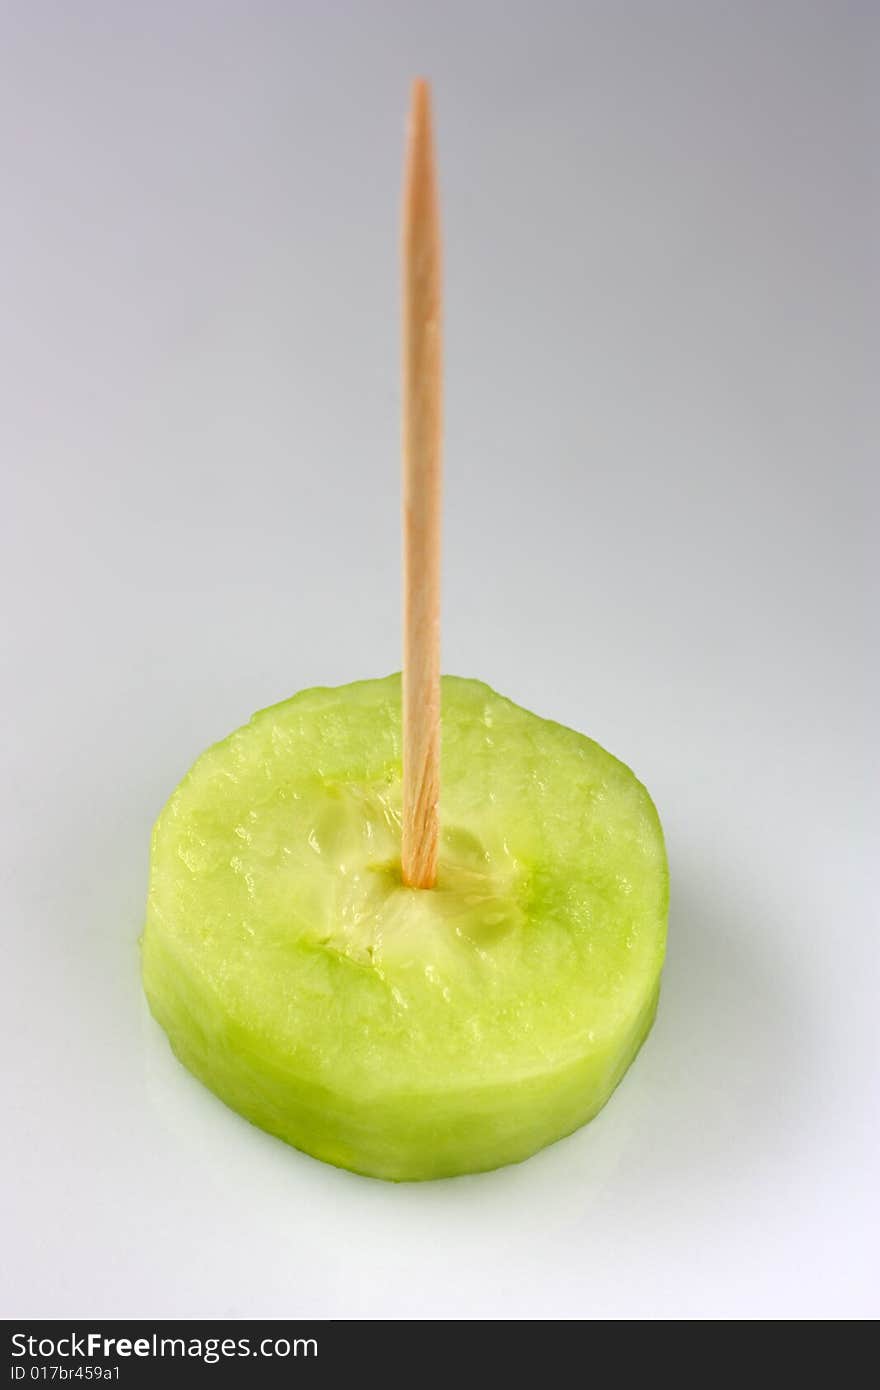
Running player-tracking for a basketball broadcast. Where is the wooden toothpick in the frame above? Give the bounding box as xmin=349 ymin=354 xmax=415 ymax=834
xmin=401 ymin=78 xmax=442 ymax=890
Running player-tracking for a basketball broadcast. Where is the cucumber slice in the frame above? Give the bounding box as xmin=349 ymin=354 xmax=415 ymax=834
xmin=142 ymin=675 xmax=668 ymax=1180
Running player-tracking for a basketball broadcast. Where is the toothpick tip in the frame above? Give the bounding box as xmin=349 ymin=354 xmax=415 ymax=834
xmin=409 ymin=78 xmax=432 ymax=128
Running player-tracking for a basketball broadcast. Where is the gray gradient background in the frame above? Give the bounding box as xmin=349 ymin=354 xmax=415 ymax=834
xmin=2 ymin=1 xmax=876 ymax=1320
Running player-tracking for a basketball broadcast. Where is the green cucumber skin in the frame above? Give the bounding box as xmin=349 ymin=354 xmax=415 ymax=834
xmin=142 ymin=675 xmax=668 ymax=1181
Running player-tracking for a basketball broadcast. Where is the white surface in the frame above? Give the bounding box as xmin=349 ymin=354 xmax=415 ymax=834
xmin=2 ymin=2 xmax=876 ymax=1320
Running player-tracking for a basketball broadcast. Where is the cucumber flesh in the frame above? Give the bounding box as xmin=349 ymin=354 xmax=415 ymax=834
xmin=142 ymin=675 xmax=668 ymax=1180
